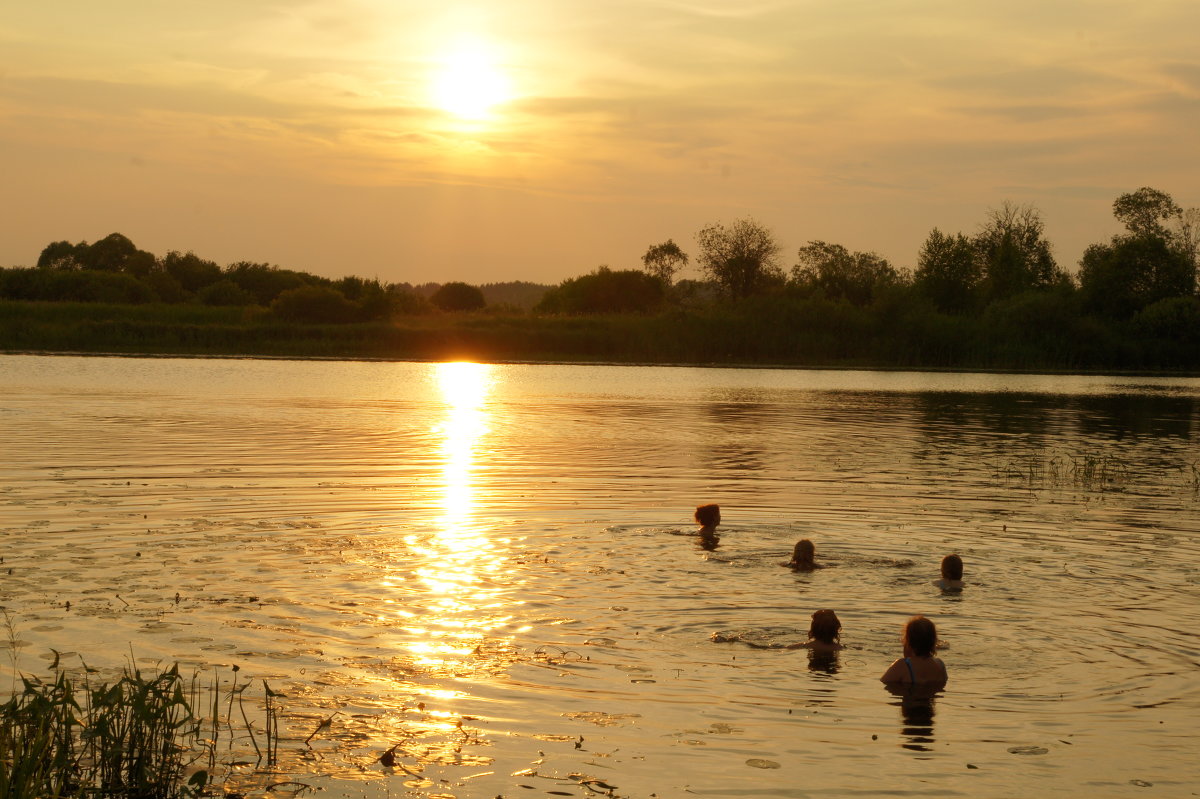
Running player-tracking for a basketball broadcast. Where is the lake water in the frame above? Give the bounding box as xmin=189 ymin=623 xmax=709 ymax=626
xmin=1 ymin=353 xmax=1198 ymax=798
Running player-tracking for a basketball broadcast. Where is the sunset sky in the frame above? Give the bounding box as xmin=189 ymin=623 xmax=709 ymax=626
xmin=2 ymin=1 xmax=1198 ymax=286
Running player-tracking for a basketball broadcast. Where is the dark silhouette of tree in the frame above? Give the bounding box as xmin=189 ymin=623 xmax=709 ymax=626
xmin=1079 ymin=187 xmax=1197 ymax=318
xmin=695 ymin=218 xmax=783 ymax=299
xmin=478 ymin=281 xmax=551 ymax=309
xmin=0 ymin=267 xmax=154 ymax=303
xmin=271 ymin=285 xmax=357 ymax=323
xmin=431 ymin=281 xmax=486 ymax=311
xmin=37 ymin=234 xmax=156 ymax=275
xmin=914 ymin=229 xmax=981 ymax=314
xmin=387 ymin=286 xmax=432 ymax=315
xmin=139 ymin=271 xmax=188 ymax=303
xmin=79 ymin=233 xmax=138 ymax=272
xmin=641 ymin=240 xmax=689 ymax=285
xmin=163 ymin=251 xmax=222 ymax=293
xmin=1134 ymin=296 xmax=1200 ymax=362
xmin=122 ymin=250 xmax=158 ymax=277
xmin=225 ymin=261 xmax=309 ymax=305
xmin=329 ymin=276 xmax=391 ymax=319
xmin=195 ymin=279 xmax=256 ymax=306
xmin=1112 ymin=187 xmax=1181 ymax=238
xmin=792 ymin=240 xmax=899 ymax=306
xmin=536 ymin=266 xmax=665 ymax=314
xmin=37 ymin=240 xmax=86 ymax=269
xmin=974 ymin=202 xmax=1062 ymax=301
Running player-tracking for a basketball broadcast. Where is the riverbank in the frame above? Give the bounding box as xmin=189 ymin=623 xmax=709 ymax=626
xmin=3 ymin=298 xmax=1198 ymax=373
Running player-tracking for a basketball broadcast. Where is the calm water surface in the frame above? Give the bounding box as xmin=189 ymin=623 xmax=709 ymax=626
xmin=2 ymin=354 xmax=1199 ymax=798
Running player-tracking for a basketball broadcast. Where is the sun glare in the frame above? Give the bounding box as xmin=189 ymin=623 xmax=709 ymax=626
xmin=431 ymin=41 xmax=512 ymax=119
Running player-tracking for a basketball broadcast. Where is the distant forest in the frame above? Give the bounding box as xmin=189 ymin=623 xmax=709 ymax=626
xmin=2 ymin=186 xmax=1198 ymax=372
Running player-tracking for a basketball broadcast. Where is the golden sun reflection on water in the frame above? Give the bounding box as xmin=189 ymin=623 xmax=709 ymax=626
xmin=400 ymin=362 xmax=517 ymax=675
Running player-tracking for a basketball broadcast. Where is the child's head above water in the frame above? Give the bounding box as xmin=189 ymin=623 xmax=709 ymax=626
xmin=694 ymin=503 xmax=721 ymax=527
xmin=808 ymin=609 xmax=841 ymax=644
xmin=903 ymin=615 xmax=939 ymax=657
xmin=792 ymin=539 xmax=815 ymax=564
xmin=940 ymin=554 xmax=963 ymax=581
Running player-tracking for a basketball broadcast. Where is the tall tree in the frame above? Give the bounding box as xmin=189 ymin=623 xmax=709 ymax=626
xmin=695 ymin=218 xmax=784 ymax=300
xmin=162 ymin=250 xmax=222 ymax=293
xmin=79 ymin=233 xmax=138 ymax=272
xmin=1112 ymin=187 xmax=1182 ymax=238
xmin=914 ymin=229 xmax=981 ymax=314
xmin=792 ymin=241 xmax=899 ymax=306
xmin=974 ymin=202 xmax=1061 ymax=301
xmin=1079 ymin=187 xmax=1197 ymax=318
xmin=37 ymin=240 xmax=86 ymax=269
xmin=641 ymin=240 xmax=689 ymax=285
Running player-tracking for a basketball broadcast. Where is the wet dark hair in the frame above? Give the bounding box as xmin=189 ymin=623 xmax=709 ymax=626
xmin=695 ymin=504 xmax=720 ymax=526
xmin=941 ymin=554 xmax=963 ymax=581
xmin=792 ymin=539 xmax=815 ymax=563
xmin=903 ymin=615 xmax=938 ymax=657
xmin=808 ymin=609 xmax=841 ymax=644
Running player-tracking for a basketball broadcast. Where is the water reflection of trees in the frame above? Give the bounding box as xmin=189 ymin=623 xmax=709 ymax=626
xmin=885 ymin=683 xmax=942 ymax=754
xmin=914 ymin=392 xmax=1057 ymax=448
xmin=914 ymin=391 xmax=1199 ymax=449
xmin=700 ymin=390 xmax=782 ymax=474
xmin=1071 ymin=394 xmax=1198 ymax=440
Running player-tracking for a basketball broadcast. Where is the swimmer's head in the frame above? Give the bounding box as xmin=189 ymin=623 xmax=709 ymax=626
xmin=792 ymin=539 xmax=815 ymax=564
xmin=941 ymin=554 xmax=963 ymax=581
xmin=808 ymin=609 xmax=841 ymax=644
xmin=903 ymin=615 xmax=939 ymax=658
xmin=695 ymin=503 xmax=720 ymax=527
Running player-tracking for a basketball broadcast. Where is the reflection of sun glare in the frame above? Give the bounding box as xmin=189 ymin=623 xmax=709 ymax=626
xmin=396 ymin=361 xmax=515 ymax=672
xmin=431 ymin=40 xmax=512 ymax=119
xmin=437 ymin=361 xmax=490 ymax=531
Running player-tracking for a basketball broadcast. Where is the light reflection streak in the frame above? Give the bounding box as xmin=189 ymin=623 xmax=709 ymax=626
xmin=399 ymin=362 xmax=518 ymax=674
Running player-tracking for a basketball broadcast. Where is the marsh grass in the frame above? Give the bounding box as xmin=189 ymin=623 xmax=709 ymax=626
xmin=1182 ymin=461 xmax=1200 ymax=493
xmin=993 ymin=449 xmax=1131 ymax=490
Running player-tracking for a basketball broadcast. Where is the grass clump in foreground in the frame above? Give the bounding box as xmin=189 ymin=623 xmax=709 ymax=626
xmin=0 ymin=662 xmax=210 ymax=798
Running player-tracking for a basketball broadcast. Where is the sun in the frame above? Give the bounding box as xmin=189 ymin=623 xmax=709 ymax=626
xmin=431 ymin=42 xmax=512 ymax=120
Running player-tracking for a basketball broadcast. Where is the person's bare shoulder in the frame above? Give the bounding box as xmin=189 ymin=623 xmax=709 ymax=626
xmin=880 ymin=657 xmax=908 ymax=683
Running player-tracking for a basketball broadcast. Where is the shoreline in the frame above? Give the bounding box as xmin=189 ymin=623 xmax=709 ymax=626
xmin=5 ymin=347 xmax=1200 ymax=379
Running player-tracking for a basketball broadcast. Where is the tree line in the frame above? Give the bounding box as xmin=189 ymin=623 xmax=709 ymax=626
xmin=3 ymin=186 xmax=1197 ymax=370
xmin=530 ymin=186 xmax=1197 ymax=370
xmin=541 ymin=186 xmax=1196 ymax=318
xmin=1 ymin=234 xmax=548 ymax=323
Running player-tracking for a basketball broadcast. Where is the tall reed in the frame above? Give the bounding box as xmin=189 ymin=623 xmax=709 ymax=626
xmin=0 ymin=664 xmax=209 ymax=798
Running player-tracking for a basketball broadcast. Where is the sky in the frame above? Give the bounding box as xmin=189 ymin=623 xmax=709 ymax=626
xmin=2 ymin=1 xmax=1198 ymax=286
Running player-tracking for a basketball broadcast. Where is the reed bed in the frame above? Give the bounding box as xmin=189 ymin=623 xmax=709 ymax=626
xmin=0 ymin=654 xmax=292 ymax=799
xmin=992 ymin=449 xmax=1132 ymax=490
xmin=0 ymin=664 xmax=207 ymax=798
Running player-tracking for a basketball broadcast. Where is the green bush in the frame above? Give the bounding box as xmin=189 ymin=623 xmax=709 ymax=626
xmin=270 ymin=285 xmax=357 ymax=324
xmin=537 ymin=267 xmax=665 ymax=314
xmin=195 ymin=279 xmax=256 ymax=306
xmin=0 ymin=268 xmax=156 ymax=304
xmin=431 ymin=282 xmax=486 ymax=311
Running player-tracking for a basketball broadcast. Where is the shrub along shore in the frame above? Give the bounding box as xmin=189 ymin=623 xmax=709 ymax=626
xmin=3 ymin=298 xmax=1198 ymax=374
